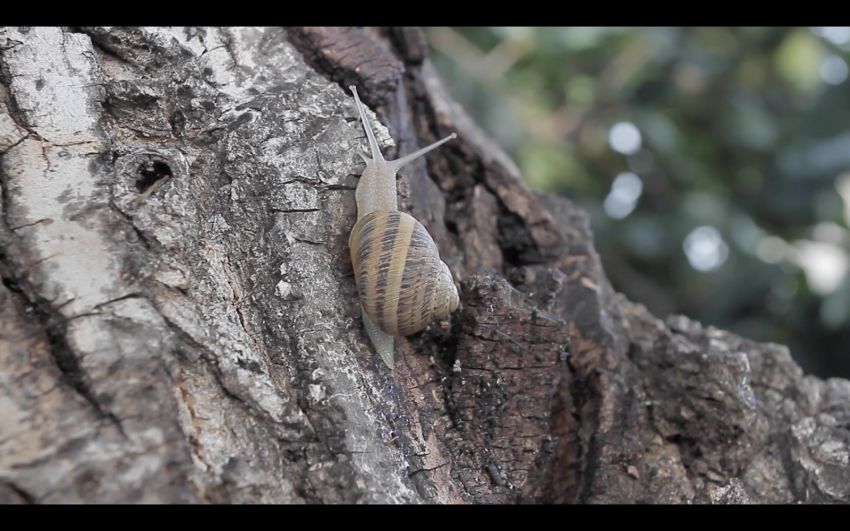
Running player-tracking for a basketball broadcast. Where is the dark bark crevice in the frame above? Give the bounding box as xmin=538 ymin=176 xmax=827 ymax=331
xmin=1 ymin=481 xmax=37 ymax=504
xmin=0 ymin=257 xmax=127 ymax=438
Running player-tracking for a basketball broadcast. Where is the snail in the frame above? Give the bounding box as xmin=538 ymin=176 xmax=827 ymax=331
xmin=348 ymin=85 xmax=459 ymax=369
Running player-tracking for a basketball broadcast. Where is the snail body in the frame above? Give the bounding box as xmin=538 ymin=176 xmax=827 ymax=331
xmin=348 ymin=86 xmax=459 ymax=369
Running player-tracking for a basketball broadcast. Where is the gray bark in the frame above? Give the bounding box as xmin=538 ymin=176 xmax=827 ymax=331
xmin=0 ymin=26 xmax=847 ymax=504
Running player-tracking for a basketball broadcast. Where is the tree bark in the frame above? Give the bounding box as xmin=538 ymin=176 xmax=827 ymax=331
xmin=0 ymin=26 xmax=848 ymax=504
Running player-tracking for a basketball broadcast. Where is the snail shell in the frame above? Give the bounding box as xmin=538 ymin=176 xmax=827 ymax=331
xmin=350 ymin=210 xmax=459 ymax=336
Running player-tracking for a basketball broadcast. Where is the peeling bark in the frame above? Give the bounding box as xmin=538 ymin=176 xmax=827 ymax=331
xmin=0 ymin=26 xmax=848 ymax=504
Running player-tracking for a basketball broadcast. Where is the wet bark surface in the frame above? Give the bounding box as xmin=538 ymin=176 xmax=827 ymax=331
xmin=0 ymin=26 xmax=848 ymax=504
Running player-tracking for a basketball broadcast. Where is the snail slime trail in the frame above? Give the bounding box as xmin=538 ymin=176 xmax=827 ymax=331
xmin=348 ymin=86 xmax=459 ymax=369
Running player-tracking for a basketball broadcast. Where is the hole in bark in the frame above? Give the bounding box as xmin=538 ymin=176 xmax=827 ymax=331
xmin=444 ymin=218 xmax=459 ymax=237
xmin=170 ymin=111 xmax=186 ymax=137
xmin=136 ymin=160 xmax=173 ymax=193
xmin=498 ymin=210 xmax=543 ymax=267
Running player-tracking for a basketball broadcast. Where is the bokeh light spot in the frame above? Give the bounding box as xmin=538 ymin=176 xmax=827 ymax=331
xmin=811 ymin=27 xmax=850 ymax=46
xmin=820 ymin=54 xmax=849 ymax=85
xmin=603 ymin=172 xmax=643 ymax=219
xmin=608 ymin=121 xmax=642 ymax=155
xmin=790 ymin=240 xmax=849 ymax=295
xmin=683 ymin=226 xmax=729 ymax=272
xmin=756 ymin=236 xmax=788 ymax=264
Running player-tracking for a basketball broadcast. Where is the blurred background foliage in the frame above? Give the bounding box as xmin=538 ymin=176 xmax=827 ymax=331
xmin=427 ymin=27 xmax=850 ymax=379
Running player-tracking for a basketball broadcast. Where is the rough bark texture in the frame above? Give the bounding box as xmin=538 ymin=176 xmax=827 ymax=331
xmin=0 ymin=26 xmax=848 ymax=504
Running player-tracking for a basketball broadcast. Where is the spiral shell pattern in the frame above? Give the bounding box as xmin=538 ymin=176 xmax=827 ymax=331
xmin=350 ymin=210 xmax=459 ymax=336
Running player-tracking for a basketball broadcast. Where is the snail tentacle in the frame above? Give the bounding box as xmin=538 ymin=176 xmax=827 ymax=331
xmin=350 ymin=85 xmax=384 ymax=162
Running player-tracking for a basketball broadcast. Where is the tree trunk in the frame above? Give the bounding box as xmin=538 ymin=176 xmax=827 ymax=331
xmin=0 ymin=26 xmax=848 ymax=504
